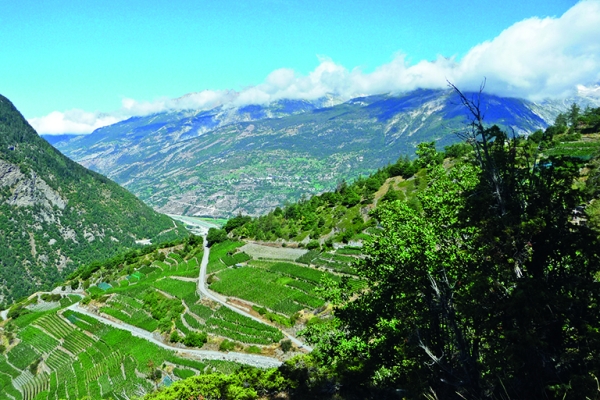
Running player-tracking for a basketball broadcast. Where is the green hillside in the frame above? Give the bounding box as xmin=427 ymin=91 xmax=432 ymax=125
xmin=154 ymin=105 xmax=600 ymax=399
xmin=2 ymin=103 xmax=600 ymax=400
xmin=0 ymin=95 xmax=188 ymax=305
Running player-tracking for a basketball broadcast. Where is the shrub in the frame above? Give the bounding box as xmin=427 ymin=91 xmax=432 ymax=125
xmin=246 ymin=345 xmax=262 ymax=354
xmin=219 ymin=339 xmax=236 ymax=352
xmin=280 ymin=339 xmax=293 ymax=353
xmin=183 ymin=331 xmax=207 ymax=348
xmin=207 ymin=228 xmax=228 ymax=247
xmin=306 ymin=240 xmax=320 ymax=250
xmin=170 ymin=330 xmax=182 ymax=343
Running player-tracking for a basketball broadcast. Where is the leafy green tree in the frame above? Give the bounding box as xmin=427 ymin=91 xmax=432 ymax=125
xmin=443 ymin=142 xmax=472 ymax=159
xmin=568 ymin=102 xmax=581 ymax=128
xmin=555 ymin=112 xmax=568 ymax=128
xmin=527 ymin=129 xmax=544 ymax=143
xmin=223 ymin=214 xmax=252 ymax=233
xmin=305 ymin=86 xmax=600 ymax=399
xmin=379 ymin=187 xmax=399 ymax=203
xmin=415 ymin=141 xmax=443 ymax=168
xmin=206 ymin=228 xmax=228 ymax=247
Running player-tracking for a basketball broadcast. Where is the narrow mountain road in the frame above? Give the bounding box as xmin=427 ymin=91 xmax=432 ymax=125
xmin=197 ymin=237 xmax=313 ymax=351
xmin=65 ymin=303 xmax=282 ymax=368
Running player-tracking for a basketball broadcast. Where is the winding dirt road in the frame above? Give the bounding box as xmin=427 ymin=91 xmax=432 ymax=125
xmin=66 ymin=303 xmax=282 ymax=368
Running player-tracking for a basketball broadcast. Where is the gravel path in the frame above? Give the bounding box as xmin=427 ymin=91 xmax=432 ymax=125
xmin=66 ymin=303 xmax=282 ymax=368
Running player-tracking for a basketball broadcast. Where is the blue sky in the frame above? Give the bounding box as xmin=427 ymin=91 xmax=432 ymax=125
xmin=2 ymin=0 xmax=598 ymax=134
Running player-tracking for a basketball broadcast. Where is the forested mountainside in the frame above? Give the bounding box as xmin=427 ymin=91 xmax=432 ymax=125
xmin=50 ymin=88 xmax=571 ymax=218
xmin=219 ymin=104 xmax=600 ymax=246
xmin=0 ymin=94 xmax=188 ymax=305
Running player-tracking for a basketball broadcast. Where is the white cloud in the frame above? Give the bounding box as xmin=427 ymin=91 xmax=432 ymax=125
xmin=454 ymin=0 xmax=600 ymax=99
xmin=28 ymin=110 xmax=120 ymax=135
xmin=31 ymin=0 xmax=600 ymax=134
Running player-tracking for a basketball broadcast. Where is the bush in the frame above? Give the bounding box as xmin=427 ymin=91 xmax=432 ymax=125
xmin=158 ymin=317 xmax=172 ymax=333
xmin=306 ymin=240 xmax=320 ymax=250
xmin=280 ymin=339 xmax=293 ymax=353
xmin=246 ymin=345 xmax=262 ymax=354
xmin=7 ymin=305 xmax=29 ymax=320
xmin=183 ymin=331 xmax=207 ymax=348
xmin=170 ymin=330 xmax=182 ymax=343
xmin=207 ymin=228 xmax=228 ymax=247
xmin=219 ymin=339 xmax=236 ymax=352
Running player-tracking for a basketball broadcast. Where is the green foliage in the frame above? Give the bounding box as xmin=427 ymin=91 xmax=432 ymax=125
xmin=443 ymin=142 xmax=472 ymax=158
xmin=0 ymin=95 xmax=188 ymax=303
xmin=219 ymin=339 xmax=236 ymax=352
xmin=207 ymin=227 xmax=228 ymax=247
xmin=415 ymin=141 xmax=443 ymax=168
xmin=305 ymin=240 xmax=320 ymax=250
xmin=219 ymin=142 xmax=431 ymax=245
xmin=182 ymin=331 xmax=208 ymax=348
xmin=173 ymin=368 xmax=195 ymax=379
xmin=379 ymin=187 xmax=400 ymax=203
xmin=211 ymin=264 xmax=327 ymax=316
xmin=207 ymin=240 xmax=246 ymax=273
xmin=280 ymin=339 xmax=292 ymax=353
xmin=223 ymin=214 xmax=252 ymax=233
xmin=142 ymin=290 xmax=184 ymax=325
xmin=295 ymin=249 xmax=321 ymax=264
xmin=169 ymin=330 xmax=181 ymax=343
xmin=144 ymin=367 xmax=290 ymax=400
xmin=304 ymin=98 xmax=600 ymax=398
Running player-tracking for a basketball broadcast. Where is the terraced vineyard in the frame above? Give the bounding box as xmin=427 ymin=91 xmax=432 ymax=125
xmin=0 ymin=302 xmax=239 ymax=400
xmin=0 ymin=234 xmax=365 ymax=399
xmin=206 ymin=241 xmax=249 ymax=273
xmin=78 ymin=240 xmax=285 ymax=351
xmin=210 ymin=259 xmax=363 ymax=317
xmin=297 ymin=247 xmax=363 ymax=275
xmin=180 ymin=304 xmax=284 ymax=346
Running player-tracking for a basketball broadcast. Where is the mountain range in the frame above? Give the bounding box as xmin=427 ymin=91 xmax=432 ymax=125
xmin=47 ymin=88 xmax=600 ymax=218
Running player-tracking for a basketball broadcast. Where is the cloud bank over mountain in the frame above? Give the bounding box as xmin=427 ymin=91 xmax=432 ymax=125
xmin=32 ymin=0 xmax=600 ymax=135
